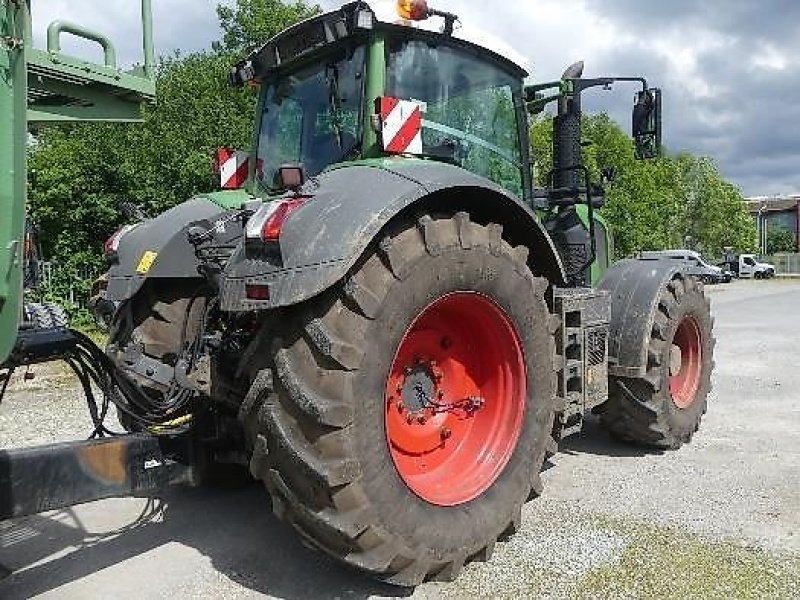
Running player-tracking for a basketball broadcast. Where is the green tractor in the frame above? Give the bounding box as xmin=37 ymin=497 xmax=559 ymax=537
xmin=1 ymin=0 xmax=714 ymax=586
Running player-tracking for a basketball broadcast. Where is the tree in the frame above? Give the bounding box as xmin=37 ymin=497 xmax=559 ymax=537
xmin=766 ymin=228 xmax=796 ymax=255
xmin=215 ymin=0 xmax=320 ymax=52
xmin=530 ymin=112 xmax=757 ymax=259
xmin=676 ymin=154 xmax=756 ymax=257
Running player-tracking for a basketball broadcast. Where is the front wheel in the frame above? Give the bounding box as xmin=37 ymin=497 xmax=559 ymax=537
xmin=598 ymin=276 xmax=714 ymax=448
xmin=240 ymin=213 xmax=558 ymax=585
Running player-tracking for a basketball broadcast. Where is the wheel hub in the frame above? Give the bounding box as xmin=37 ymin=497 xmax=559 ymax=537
xmin=669 ymin=344 xmax=682 ymax=376
xmin=668 ymin=316 xmax=703 ymax=409
xmin=400 ymin=361 xmax=439 ymax=413
xmin=385 ymin=292 xmax=526 ymax=507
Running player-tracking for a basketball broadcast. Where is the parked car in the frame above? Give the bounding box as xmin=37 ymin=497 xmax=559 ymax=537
xmin=640 ymin=249 xmax=730 ymax=284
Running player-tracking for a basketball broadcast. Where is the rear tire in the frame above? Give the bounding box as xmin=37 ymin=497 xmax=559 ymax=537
xmin=240 ymin=213 xmax=558 ymax=585
xmin=598 ymin=276 xmax=714 ymax=449
xmin=24 ymin=302 xmax=67 ymax=329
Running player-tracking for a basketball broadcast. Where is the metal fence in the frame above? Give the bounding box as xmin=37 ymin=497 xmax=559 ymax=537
xmin=765 ymin=253 xmax=800 ymax=276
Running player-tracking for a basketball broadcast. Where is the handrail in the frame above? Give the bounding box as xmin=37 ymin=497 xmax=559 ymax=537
xmin=46 ymin=20 xmax=117 ymax=69
xmin=142 ymin=0 xmax=155 ymax=78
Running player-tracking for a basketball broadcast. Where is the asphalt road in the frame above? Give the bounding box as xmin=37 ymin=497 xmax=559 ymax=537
xmin=1 ymin=279 xmax=798 ymax=599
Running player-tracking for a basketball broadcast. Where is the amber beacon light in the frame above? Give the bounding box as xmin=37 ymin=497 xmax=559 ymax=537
xmin=397 ymin=0 xmax=430 ymax=21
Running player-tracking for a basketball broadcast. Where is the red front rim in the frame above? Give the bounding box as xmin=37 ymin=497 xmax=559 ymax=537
xmin=384 ymin=292 xmax=527 ymax=506
xmin=669 ymin=316 xmax=703 ymax=409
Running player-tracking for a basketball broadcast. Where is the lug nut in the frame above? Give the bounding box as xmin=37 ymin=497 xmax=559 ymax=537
xmin=438 ymin=390 xmax=445 ymax=399
xmin=396 ymin=401 xmax=405 ymax=414
xmin=440 ymin=427 xmax=452 ymax=440
xmin=404 ymin=366 xmax=412 ymax=376
xmin=406 ymin=414 xmax=415 ymax=424
xmin=417 ymin=415 xmax=427 ymax=425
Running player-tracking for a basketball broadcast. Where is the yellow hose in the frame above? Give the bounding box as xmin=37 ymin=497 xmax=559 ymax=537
xmin=148 ymin=414 xmax=193 ymax=432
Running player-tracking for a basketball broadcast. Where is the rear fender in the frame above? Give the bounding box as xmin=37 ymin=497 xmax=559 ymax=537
xmin=220 ymin=161 xmax=566 ymax=311
xmin=106 ymin=197 xmax=241 ymax=303
xmin=598 ymin=258 xmax=686 ymax=378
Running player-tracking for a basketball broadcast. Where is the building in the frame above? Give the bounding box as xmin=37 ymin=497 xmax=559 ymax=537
xmin=744 ymin=195 xmax=800 ymax=254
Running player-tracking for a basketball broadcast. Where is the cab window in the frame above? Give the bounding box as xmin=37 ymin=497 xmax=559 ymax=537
xmin=386 ymin=38 xmax=524 ymax=196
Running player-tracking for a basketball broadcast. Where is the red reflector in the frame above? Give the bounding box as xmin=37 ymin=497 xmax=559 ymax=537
xmin=245 ymin=284 xmax=271 ymax=301
xmin=261 ymin=198 xmax=308 ymax=242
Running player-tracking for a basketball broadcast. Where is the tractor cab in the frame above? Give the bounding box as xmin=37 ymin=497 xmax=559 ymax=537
xmin=232 ymin=1 xmax=531 ymax=198
xmin=231 ymin=1 xmax=661 ymax=289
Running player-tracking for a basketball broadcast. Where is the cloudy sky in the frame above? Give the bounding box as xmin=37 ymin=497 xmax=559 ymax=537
xmin=31 ymin=1 xmax=800 ymax=196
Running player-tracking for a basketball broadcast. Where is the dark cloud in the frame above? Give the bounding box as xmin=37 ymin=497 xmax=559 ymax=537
xmin=577 ymin=1 xmax=800 ymax=194
xmin=594 ymin=0 xmax=800 ymax=42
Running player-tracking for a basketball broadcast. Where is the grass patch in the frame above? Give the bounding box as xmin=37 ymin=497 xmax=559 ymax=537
xmin=578 ymin=517 xmax=800 ymax=599
xmin=423 ymin=511 xmax=798 ymax=599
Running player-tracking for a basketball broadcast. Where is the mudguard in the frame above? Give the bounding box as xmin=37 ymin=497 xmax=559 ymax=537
xmin=105 ymin=197 xmax=246 ymax=302
xmin=597 ymin=257 xmax=685 ymax=378
xmin=219 ymin=159 xmax=566 ymax=311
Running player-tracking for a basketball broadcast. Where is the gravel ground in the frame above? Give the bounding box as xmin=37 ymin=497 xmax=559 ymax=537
xmin=1 ymin=279 xmax=798 ymax=599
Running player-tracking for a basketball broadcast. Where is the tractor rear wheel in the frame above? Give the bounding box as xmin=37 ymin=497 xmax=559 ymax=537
xmin=240 ymin=213 xmax=558 ymax=585
xmin=598 ymin=276 xmax=714 ymax=449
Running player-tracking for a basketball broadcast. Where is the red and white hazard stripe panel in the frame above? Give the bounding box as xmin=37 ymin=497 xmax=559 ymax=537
xmin=216 ymin=148 xmax=250 ymax=189
xmin=378 ymin=97 xmax=423 ymax=155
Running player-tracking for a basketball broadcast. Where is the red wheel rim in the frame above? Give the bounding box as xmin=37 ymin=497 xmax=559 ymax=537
xmin=669 ymin=316 xmax=703 ymax=409
xmin=384 ymin=292 xmax=527 ymax=506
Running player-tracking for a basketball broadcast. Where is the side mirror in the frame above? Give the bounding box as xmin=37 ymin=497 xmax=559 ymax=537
xmin=632 ymin=88 xmax=661 ymax=160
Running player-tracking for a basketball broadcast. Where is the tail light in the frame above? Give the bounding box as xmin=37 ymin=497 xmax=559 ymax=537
xmin=104 ymin=224 xmax=139 ymax=256
xmin=246 ymin=198 xmax=309 ymax=244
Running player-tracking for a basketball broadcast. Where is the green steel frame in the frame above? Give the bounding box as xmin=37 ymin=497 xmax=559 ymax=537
xmin=0 ymin=0 xmax=155 ymax=364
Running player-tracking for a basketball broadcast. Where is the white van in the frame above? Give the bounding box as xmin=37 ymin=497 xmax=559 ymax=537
xmin=738 ymin=254 xmax=775 ymax=279
xmin=640 ymin=249 xmax=727 ymax=283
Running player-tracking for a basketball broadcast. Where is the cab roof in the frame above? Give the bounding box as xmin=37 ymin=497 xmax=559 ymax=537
xmin=230 ymin=2 xmax=528 ymax=87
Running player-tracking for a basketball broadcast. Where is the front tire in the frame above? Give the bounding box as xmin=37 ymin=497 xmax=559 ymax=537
xmin=599 ymin=276 xmax=714 ymax=449
xmin=240 ymin=213 xmax=558 ymax=585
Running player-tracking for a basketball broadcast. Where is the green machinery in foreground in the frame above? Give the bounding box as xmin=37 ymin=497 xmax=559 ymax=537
xmin=1 ymin=1 xmax=714 ymax=586
xmin=0 ymin=0 xmax=155 ymax=363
